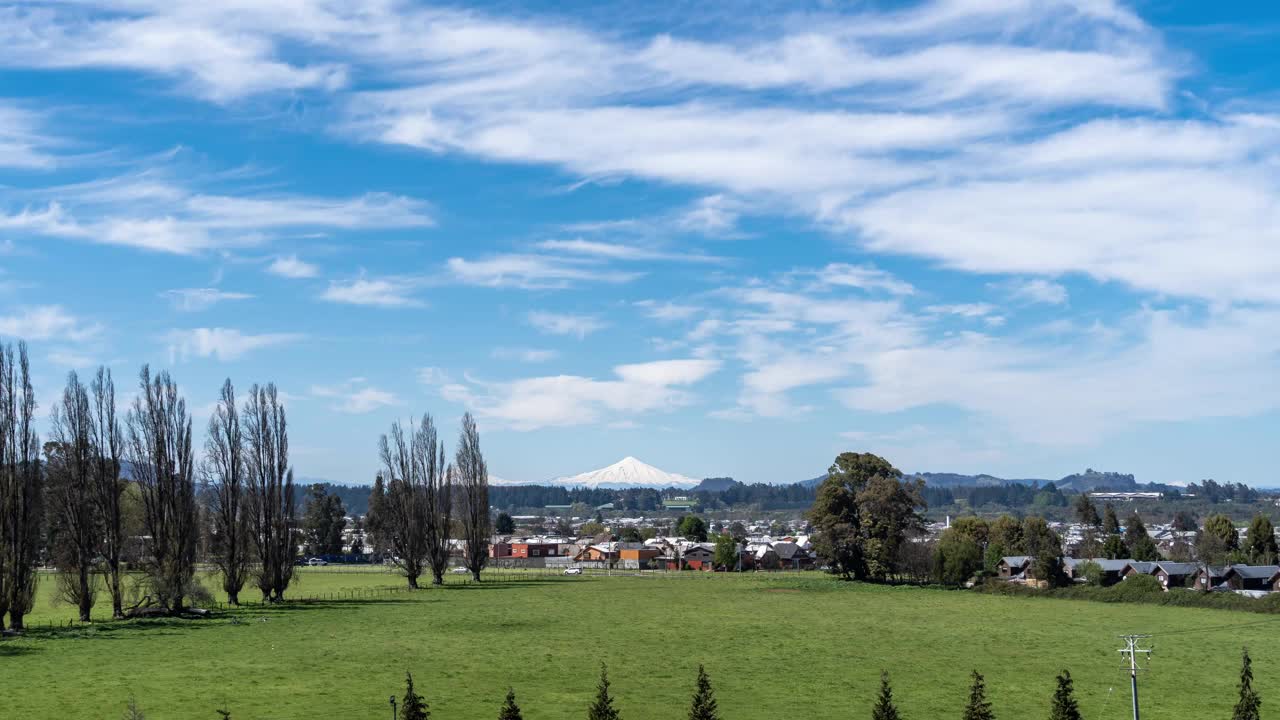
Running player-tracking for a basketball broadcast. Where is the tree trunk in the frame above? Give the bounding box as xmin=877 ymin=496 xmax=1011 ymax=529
xmin=407 ymin=574 xmax=419 ymax=590
xmin=471 ymin=570 xmax=481 ymax=582
xmin=432 ymin=572 xmax=443 ymax=586
xmin=9 ymin=610 xmax=25 ymax=631
xmin=109 ymin=564 xmax=123 ymax=619
xmin=78 ymin=565 xmax=92 ymax=622
xmin=227 ymin=590 xmax=239 ymax=606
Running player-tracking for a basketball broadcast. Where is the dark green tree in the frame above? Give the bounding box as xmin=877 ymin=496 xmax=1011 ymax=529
xmin=713 ymin=534 xmax=737 ymax=570
xmin=401 ymin=672 xmax=430 ymax=720
xmin=1199 ymin=514 xmax=1239 ymax=564
xmin=1023 ymin=516 xmax=1066 ymax=588
xmin=498 ymin=688 xmax=523 ymax=720
xmin=1245 ymin=515 xmax=1278 ymax=565
xmin=302 ymin=483 xmax=348 ymax=555
xmin=495 ymin=512 xmax=516 ymax=535
xmin=1048 ymin=671 xmax=1080 ymax=720
xmin=933 ymin=528 xmax=983 ymax=586
xmin=588 ymin=663 xmax=620 ymax=720
xmin=687 ymin=664 xmax=719 ymax=720
xmin=963 ymin=670 xmax=994 ymax=720
xmin=809 ymin=452 xmax=925 ymax=582
xmin=1102 ymin=504 xmax=1121 ymax=535
xmin=1073 ymin=494 xmax=1100 ymax=528
xmin=1123 ymin=512 xmax=1161 ymax=561
xmin=1234 ymin=647 xmax=1261 ymax=720
xmin=872 ymin=671 xmax=900 ymax=720
xmin=1101 ymin=534 xmax=1129 ymax=560
xmin=676 ymin=515 xmax=709 ymax=542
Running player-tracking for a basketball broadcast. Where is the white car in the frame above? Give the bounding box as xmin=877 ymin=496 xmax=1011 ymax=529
xmin=306 ymin=558 xmax=328 ymax=567
xmin=563 ymin=567 xmax=583 ymax=576
xmin=451 ymin=566 xmax=469 ymax=574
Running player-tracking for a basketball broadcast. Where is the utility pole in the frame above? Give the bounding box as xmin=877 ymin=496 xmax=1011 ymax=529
xmin=1117 ymin=634 xmax=1152 ymax=720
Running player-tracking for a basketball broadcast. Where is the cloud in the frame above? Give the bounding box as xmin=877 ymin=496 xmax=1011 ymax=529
xmin=321 ymin=276 xmax=422 ymax=308
xmin=1004 ymin=278 xmax=1069 ymax=306
xmin=437 ymin=357 xmax=720 ymax=430
xmin=0 ymin=102 xmax=57 ymax=169
xmin=311 ymin=378 xmax=401 ymax=414
xmin=676 ymin=195 xmax=740 ymax=235
xmin=636 ymin=300 xmax=701 ymax=322
xmin=0 ymin=305 xmax=101 ymax=342
xmin=267 ymin=254 xmax=321 ymax=279
xmin=808 ymin=263 xmax=915 ymax=296
xmin=1 ymin=169 xmax=433 ymax=255
xmin=491 ymin=347 xmax=558 ymax=363
xmin=535 ymin=239 xmax=722 ymax=264
xmin=165 ymin=327 xmax=300 ymax=362
xmin=924 ymin=303 xmax=996 ymax=319
xmin=161 ymin=287 xmax=253 ymax=312
xmin=527 ymin=311 xmax=606 ymax=339
xmin=446 ymin=254 xmax=641 ymax=289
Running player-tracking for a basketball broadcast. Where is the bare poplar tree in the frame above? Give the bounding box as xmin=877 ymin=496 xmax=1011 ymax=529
xmin=90 ymin=366 xmax=125 ymax=619
xmin=125 ymin=366 xmax=197 ymax=613
xmin=203 ymin=379 xmax=249 ymax=605
xmin=48 ymin=371 xmax=99 ymax=621
xmin=379 ymin=414 xmax=452 ymax=588
xmin=244 ymin=383 xmax=297 ymax=602
xmin=456 ymin=413 xmax=490 ymax=581
xmin=0 ymin=342 xmax=42 ymax=631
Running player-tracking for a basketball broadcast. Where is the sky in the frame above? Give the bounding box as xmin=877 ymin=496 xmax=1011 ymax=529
xmin=1 ymin=0 xmax=1279 ymax=486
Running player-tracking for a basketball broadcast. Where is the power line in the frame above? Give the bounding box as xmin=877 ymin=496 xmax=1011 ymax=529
xmin=1117 ymin=634 xmax=1153 ymax=720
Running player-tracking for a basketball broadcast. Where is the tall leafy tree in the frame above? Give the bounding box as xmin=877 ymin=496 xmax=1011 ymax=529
xmin=687 ymin=665 xmax=718 ymax=720
xmin=1048 ymin=671 xmax=1080 ymax=720
xmin=1124 ymin=512 xmax=1161 ymax=561
xmin=810 ymin=452 xmax=924 ymax=582
xmin=872 ymin=671 xmax=900 ymax=720
xmin=1022 ymin=516 xmax=1065 ymax=588
xmin=713 ymin=534 xmax=738 ymax=570
xmin=400 ymin=672 xmax=430 ymax=720
xmin=963 ymin=670 xmax=994 ymax=720
xmin=1199 ymin=513 xmax=1239 ymax=564
xmin=244 ymin=383 xmax=297 ymax=602
xmin=47 ymin=371 xmax=99 ymax=621
xmin=677 ymin=515 xmax=709 ymax=542
xmin=90 ymin=367 xmax=125 ymax=619
xmin=302 ymin=484 xmax=348 ymax=555
xmin=203 ymin=379 xmax=249 ymax=605
xmin=0 ymin=342 xmax=42 ymax=631
xmin=126 ymin=366 xmax=197 ymax=613
xmin=365 ymin=475 xmax=389 ymax=556
xmin=1102 ymin=504 xmax=1121 ymax=535
xmin=934 ymin=528 xmax=983 ymax=586
xmin=456 ymin=413 xmax=490 ymax=581
xmin=1073 ymin=494 xmax=1101 ymax=528
xmin=1234 ymin=647 xmax=1261 ymax=720
xmin=498 ymin=688 xmax=523 ymax=720
xmin=588 ymin=663 xmax=620 ymax=720
xmin=495 ymin=512 xmax=516 ymax=535
xmin=1245 ymin=515 xmax=1278 ymax=565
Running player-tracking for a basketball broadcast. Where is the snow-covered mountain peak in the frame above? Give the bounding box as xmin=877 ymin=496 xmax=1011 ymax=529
xmin=550 ymin=456 xmax=698 ymax=489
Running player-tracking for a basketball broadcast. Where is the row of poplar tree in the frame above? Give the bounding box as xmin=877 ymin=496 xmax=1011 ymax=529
xmin=0 ymin=336 xmax=494 ymax=633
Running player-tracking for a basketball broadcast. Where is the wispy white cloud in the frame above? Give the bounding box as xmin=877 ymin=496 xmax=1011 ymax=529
xmin=535 ymin=239 xmax=722 ymax=264
xmin=320 ymin=276 xmax=422 ymax=308
xmin=267 ymin=254 xmax=321 ymax=279
xmin=0 ymin=305 xmax=101 ymax=342
xmin=1003 ymin=278 xmax=1069 ymax=306
xmin=0 ymin=101 xmax=57 ymax=169
xmin=635 ymin=300 xmax=701 ymax=322
xmin=311 ymin=378 xmax=401 ymax=414
xmin=161 ymin=287 xmax=253 ymax=312
xmin=437 ymin=358 xmax=720 ymax=430
xmin=165 ymin=327 xmax=300 ymax=362
xmin=447 ymin=254 xmax=640 ymax=289
xmin=527 ymin=311 xmax=606 ymax=339
xmin=491 ymin=347 xmax=559 ymax=363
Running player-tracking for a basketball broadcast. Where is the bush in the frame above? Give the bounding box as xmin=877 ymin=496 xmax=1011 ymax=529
xmin=1104 ymin=574 xmax=1164 ymax=601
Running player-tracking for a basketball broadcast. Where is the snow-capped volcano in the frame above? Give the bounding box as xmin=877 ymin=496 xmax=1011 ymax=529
xmin=548 ymin=456 xmax=699 ymax=489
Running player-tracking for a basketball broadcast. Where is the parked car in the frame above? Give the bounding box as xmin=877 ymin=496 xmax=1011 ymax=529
xmin=451 ymin=566 xmax=469 ymax=574
xmin=307 ymin=558 xmax=328 ymax=567
xmin=563 ymin=567 xmax=583 ymax=575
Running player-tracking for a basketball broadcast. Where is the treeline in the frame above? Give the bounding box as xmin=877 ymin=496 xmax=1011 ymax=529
xmin=0 ymin=335 xmax=496 ymax=634
xmin=922 ymin=482 xmax=1063 ymax=509
xmin=118 ymin=649 xmax=1267 ymax=719
xmin=488 ymin=482 xmax=817 ymax=513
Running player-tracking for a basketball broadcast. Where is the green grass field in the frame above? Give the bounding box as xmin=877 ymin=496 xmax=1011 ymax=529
xmin=3 ymin=569 xmax=1275 ymax=719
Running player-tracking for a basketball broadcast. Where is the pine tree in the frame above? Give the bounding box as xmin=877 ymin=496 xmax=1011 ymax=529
xmin=122 ymin=697 xmax=146 ymax=720
xmin=963 ymin=670 xmax=994 ymax=720
xmin=1048 ymin=671 xmax=1080 ymax=720
xmin=588 ymin=663 xmax=620 ymax=720
xmin=401 ymin=672 xmax=430 ymax=720
xmin=499 ymin=688 xmax=524 ymax=720
xmin=688 ymin=665 xmax=719 ymax=720
xmin=872 ymin=671 xmax=900 ymax=720
xmin=1234 ymin=647 xmax=1262 ymax=720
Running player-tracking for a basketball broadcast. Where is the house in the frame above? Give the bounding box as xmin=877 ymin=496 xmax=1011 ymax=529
xmin=575 ymin=542 xmax=620 ymax=562
xmin=1062 ymin=558 xmax=1133 ymax=586
xmin=618 ymin=543 xmax=660 ymax=569
xmin=681 ymin=543 xmax=715 ymax=570
xmin=771 ymin=542 xmax=813 ymax=570
xmin=998 ymin=556 xmax=1031 ymax=580
xmin=489 ymin=539 xmax=513 ymax=558
xmin=1222 ymin=565 xmax=1280 ymax=592
xmin=511 ymin=541 xmax=560 ymax=559
xmin=1191 ymin=566 xmax=1233 ymax=591
xmin=1151 ymin=562 xmax=1198 ymax=590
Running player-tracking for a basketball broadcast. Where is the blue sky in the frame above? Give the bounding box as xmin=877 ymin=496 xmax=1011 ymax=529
xmin=1 ymin=0 xmax=1279 ymax=486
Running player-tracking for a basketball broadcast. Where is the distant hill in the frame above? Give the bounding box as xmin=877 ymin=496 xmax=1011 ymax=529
xmin=796 ymin=468 xmax=1147 ymax=492
xmin=694 ymin=477 xmax=741 ymax=492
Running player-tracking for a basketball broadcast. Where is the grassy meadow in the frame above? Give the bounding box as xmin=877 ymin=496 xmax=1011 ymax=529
xmin=3 ymin=569 xmax=1276 ymax=719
